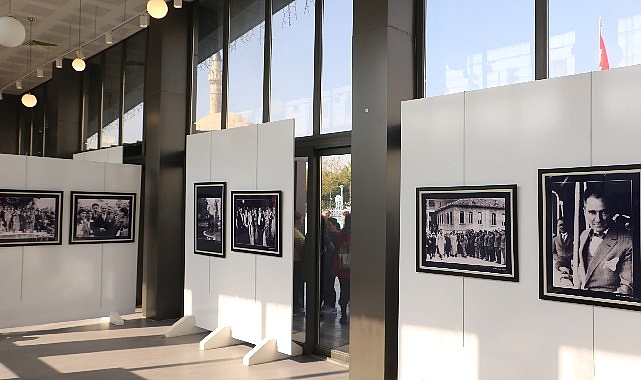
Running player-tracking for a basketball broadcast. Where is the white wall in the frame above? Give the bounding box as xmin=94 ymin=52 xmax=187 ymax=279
xmin=0 ymin=154 xmax=141 ymax=328
xmin=73 ymin=146 xmax=123 ymax=164
xmin=399 ymin=65 xmax=641 ymax=380
xmin=184 ymin=120 xmax=295 ymax=354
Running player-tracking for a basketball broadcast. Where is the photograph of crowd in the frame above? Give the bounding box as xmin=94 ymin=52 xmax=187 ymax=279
xmin=0 ymin=190 xmax=62 ymax=246
xmin=540 ymin=165 xmax=641 ymax=310
xmin=232 ymin=191 xmax=281 ymax=256
xmin=70 ymin=192 xmax=136 ymax=244
xmin=416 ymin=185 xmax=518 ymax=281
xmin=194 ymin=182 xmax=225 ymax=256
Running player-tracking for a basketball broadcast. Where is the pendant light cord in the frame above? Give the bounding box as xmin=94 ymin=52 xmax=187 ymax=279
xmin=78 ymin=0 xmax=82 ymax=51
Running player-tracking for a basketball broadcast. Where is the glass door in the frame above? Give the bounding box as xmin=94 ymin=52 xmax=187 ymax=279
xmin=292 ymin=151 xmax=351 ymax=359
xmin=318 ymin=153 xmax=351 ymax=354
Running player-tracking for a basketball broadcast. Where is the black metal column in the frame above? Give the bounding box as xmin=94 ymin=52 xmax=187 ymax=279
xmin=351 ymin=0 xmax=413 ymax=378
xmin=142 ymin=4 xmax=192 ymax=320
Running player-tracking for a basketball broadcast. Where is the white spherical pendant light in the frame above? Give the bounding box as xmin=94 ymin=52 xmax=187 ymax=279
xmin=72 ymin=57 xmax=86 ymax=71
xmin=147 ymin=0 xmax=168 ymax=19
xmin=0 ymin=15 xmax=26 ymax=47
xmin=21 ymin=93 xmax=37 ymax=107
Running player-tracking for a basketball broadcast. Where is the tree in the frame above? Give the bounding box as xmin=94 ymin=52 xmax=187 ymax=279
xmin=321 ymin=156 xmax=351 ymax=210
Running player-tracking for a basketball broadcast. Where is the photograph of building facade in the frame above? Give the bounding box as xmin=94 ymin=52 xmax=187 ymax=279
xmin=430 ymin=198 xmax=505 ymax=234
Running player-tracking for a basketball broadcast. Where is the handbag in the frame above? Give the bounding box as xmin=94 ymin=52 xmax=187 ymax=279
xmin=338 ymin=239 xmax=351 ymax=270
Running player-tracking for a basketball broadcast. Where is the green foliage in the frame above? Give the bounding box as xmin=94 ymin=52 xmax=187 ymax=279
xmin=321 ymin=156 xmax=351 ymax=210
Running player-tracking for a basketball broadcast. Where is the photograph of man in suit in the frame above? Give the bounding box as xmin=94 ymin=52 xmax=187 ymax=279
xmin=575 ymin=189 xmax=633 ymax=295
xmin=552 ymin=218 xmax=574 ymax=287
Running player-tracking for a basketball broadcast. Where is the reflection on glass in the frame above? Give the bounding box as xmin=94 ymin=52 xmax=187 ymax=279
xmin=292 ymin=158 xmax=308 ymax=344
xmin=18 ymin=107 xmax=30 ymax=155
xmin=194 ymin=0 xmax=224 ymax=132
xmin=425 ymin=0 xmax=533 ymax=96
xmin=319 ymin=154 xmax=351 ymax=352
xmin=271 ymin=0 xmax=314 ymax=136
xmin=228 ymin=0 xmax=265 ymax=129
xmin=321 ymin=0 xmax=352 ymax=134
xmin=123 ymin=32 xmax=146 ymax=144
xmin=83 ymin=56 xmax=102 ymax=150
xmin=549 ymin=0 xmax=641 ymax=78
xmin=31 ymin=89 xmax=45 ymax=156
xmin=101 ymin=45 xmax=123 ymax=148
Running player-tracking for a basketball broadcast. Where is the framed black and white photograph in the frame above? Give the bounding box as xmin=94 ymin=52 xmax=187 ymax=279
xmin=194 ymin=182 xmax=226 ymax=257
xmin=416 ymin=185 xmax=518 ymax=281
xmin=539 ymin=164 xmax=641 ymax=310
xmin=0 ymin=190 xmax=63 ymax=247
xmin=70 ymin=192 xmax=136 ymax=244
xmin=231 ymin=191 xmax=281 ymax=257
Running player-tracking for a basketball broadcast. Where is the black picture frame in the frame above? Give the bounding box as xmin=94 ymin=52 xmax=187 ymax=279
xmin=539 ymin=164 xmax=641 ymax=310
xmin=0 ymin=189 xmax=63 ymax=247
xmin=231 ymin=191 xmax=281 ymax=257
xmin=416 ymin=184 xmax=518 ymax=281
xmin=194 ymin=182 xmax=226 ymax=257
xmin=69 ymin=192 xmax=136 ymax=244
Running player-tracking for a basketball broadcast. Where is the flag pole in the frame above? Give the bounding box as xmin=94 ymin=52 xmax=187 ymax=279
xmin=599 ymin=16 xmax=602 ymax=65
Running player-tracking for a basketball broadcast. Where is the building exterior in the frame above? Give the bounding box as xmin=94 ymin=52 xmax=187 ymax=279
xmin=432 ymin=198 xmax=505 ymax=233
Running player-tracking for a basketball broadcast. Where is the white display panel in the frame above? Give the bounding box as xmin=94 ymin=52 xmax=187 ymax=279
xmin=399 ymin=67 xmax=641 ymax=379
xmin=72 ymin=146 xmax=123 ymax=164
xmin=0 ymin=155 xmax=141 ymax=328
xmin=255 ymin=122 xmax=294 ymax=353
xmin=184 ymin=132 xmax=215 ymax=324
xmin=185 ymin=120 xmax=295 ymax=354
xmin=211 ymin=126 xmax=260 ymax=345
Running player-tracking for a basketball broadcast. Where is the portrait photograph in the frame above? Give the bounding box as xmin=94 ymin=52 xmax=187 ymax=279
xmin=0 ymin=190 xmax=63 ymax=247
xmin=194 ymin=182 xmax=226 ymax=257
xmin=70 ymin=192 xmax=136 ymax=244
xmin=231 ymin=191 xmax=281 ymax=257
xmin=416 ymin=184 xmax=518 ymax=281
xmin=539 ymin=164 xmax=641 ymax=310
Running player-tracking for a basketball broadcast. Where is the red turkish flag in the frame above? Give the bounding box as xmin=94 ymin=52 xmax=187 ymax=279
xmin=599 ymin=34 xmax=610 ymax=70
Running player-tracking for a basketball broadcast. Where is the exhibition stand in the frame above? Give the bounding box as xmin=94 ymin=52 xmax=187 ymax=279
xmin=0 ymin=153 xmax=141 ymax=328
xmin=398 ymin=65 xmax=641 ymax=379
xmin=177 ymin=120 xmax=299 ymax=365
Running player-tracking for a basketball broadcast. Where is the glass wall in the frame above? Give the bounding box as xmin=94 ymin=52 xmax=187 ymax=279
xmin=101 ymin=45 xmax=123 ymax=148
xmin=228 ymin=0 xmax=265 ymax=128
xmin=123 ymin=32 xmax=146 ymax=144
xmin=271 ymin=0 xmax=315 ymax=136
xmin=79 ymin=31 xmax=147 ymax=151
xmin=31 ymin=88 xmax=45 ymax=156
xmin=425 ymin=0 xmax=534 ymax=97
xmin=194 ymin=0 xmax=225 ymax=132
xmin=83 ymin=56 xmax=102 ymax=150
xmin=321 ymin=0 xmax=352 ymax=133
xmin=549 ymin=0 xmax=641 ymax=77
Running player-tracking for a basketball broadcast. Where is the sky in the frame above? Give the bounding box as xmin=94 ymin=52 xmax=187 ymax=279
xmin=194 ymin=0 xmax=641 ymax=131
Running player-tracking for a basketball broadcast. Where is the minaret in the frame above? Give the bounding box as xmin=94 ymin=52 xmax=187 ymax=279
xmin=208 ymin=51 xmax=223 ymax=114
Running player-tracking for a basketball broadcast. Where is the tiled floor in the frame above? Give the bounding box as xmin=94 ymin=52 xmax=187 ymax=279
xmin=0 ymin=313 xmax=349 ymax=380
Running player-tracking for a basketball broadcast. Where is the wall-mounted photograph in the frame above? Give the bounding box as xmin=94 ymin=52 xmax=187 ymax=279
xmin=416 ymin=184 xmax=518 ymax=281
xmin=195 ymin=182 xmax=226 ymax=257
xmin=232 ymin=191 xmax=281 ymax=257
xmin=70 ymin=192 xmax=136 ymax=244
xmin=539 ymin=164 xmax=641 ymax=310
xmin=0 ymin=190 xmax=63 ymax=247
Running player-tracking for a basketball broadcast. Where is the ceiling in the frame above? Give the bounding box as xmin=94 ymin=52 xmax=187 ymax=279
xmin=0 ymin=0 xmax=157 ymax=96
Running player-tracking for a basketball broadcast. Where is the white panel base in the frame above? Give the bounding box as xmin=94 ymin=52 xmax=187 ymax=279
xmin=199 ymin=326 xmax=242 ymax=350
xmin=165 ymin=315 xmax=207 ymax=337
xmin=242 ymin=338 xmax=303 ymax=366
xmin=109 ymin=311 xmax=124 ymax=326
